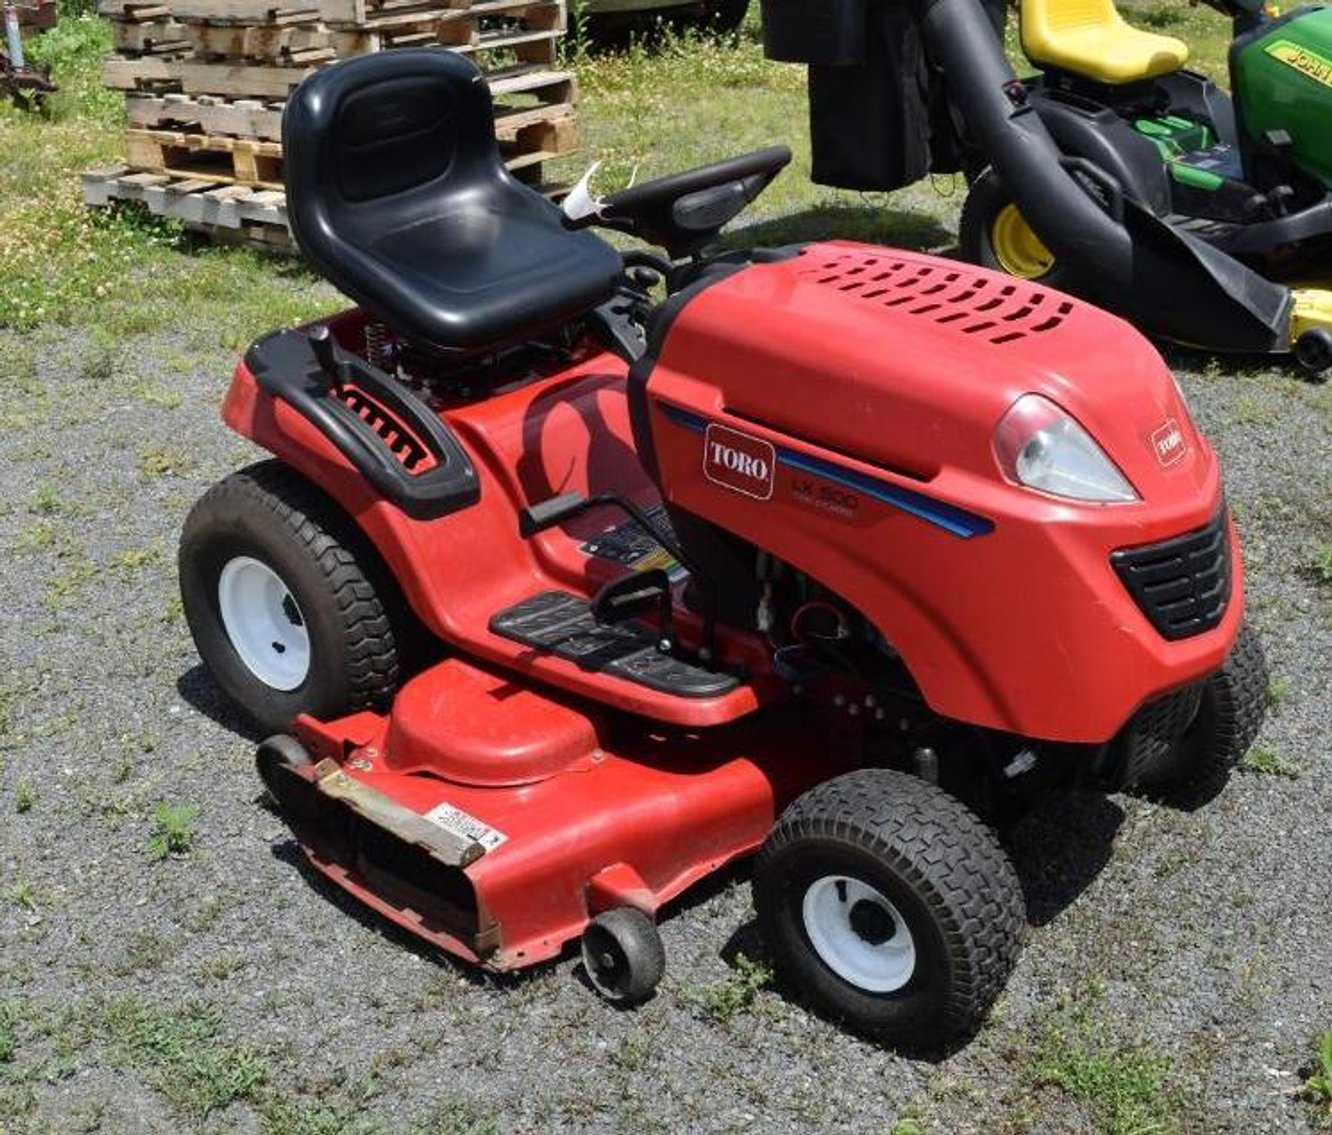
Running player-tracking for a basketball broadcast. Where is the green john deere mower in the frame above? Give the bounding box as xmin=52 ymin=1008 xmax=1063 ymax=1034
xmin=764 ymin=0 xmax=1332 ymax=374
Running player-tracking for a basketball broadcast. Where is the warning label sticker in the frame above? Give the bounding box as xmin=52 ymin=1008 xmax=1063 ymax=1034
xmin=579 ymin=503 xmax=687 ymax=581
xmin=422 ymin=802 xmax=508 ymax=852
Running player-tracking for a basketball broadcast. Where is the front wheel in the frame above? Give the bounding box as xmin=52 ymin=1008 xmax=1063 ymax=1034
xmin=753 ymin=769 xmax=1025 ymax=1049
xmin=179 ymin=460 xmax=404 ymax=734
xmin=959 ymin=167 xmax=1069 ymax=287
xmin=1139 ymin=622 xmax=1269 ymax=806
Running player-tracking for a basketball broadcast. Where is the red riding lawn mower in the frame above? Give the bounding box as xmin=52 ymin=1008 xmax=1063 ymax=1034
xmin=179 ymin=49 xmax=1269 ymax=1048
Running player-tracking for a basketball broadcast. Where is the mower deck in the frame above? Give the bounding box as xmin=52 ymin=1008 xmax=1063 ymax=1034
xmin=262 ymin=656 xmax=832 ymax=969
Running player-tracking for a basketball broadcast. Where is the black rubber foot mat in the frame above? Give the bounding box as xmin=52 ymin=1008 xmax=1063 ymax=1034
xmin=490 ymin=591 xmax=739 ymax=698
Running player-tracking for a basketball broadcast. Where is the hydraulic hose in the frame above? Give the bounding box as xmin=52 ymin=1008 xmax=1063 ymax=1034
xmin=920 ymin=0 xmax=1293 ymax=352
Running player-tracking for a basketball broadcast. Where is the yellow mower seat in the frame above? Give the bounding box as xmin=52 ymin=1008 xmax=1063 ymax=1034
xmin=1021 ymin=0 xmax=1190 ymax=85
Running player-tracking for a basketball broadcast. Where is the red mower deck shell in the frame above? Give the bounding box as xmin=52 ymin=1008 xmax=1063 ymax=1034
xmin=643 ymin=243 xmax=1242 ymax=742
xmin=283 ymin=684 xmax=838 ymax=969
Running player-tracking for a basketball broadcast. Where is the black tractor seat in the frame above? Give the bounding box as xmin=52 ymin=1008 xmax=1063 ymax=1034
xmin=283 ymin=49 xmax=624 ymax=354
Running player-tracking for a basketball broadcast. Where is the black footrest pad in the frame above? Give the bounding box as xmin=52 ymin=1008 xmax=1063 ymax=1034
xmin=490 ymin=591 xmax=739 ymax=698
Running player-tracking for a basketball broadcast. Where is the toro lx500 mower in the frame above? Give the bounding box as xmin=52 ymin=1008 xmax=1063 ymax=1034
xmin=765 ymin=0 xmax=1332 ymax=374
xmin=179 ymin=49 xmax=1267 ymax=1048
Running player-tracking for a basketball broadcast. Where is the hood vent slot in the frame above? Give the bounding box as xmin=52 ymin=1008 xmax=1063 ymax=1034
xmin=800 ymin=250 xmax=1075 ymax=346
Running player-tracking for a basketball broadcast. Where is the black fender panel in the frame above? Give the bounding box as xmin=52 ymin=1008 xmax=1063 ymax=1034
xmin=1028 ymin=86 xmax=1173 ymax=215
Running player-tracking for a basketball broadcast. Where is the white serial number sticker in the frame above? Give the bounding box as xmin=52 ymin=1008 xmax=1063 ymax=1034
xmin=422 ymin=802 xmax=508 ymax=851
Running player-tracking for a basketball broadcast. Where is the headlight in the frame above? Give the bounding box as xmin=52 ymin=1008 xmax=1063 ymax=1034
xmin=993 ymin=394 xmax=1138 ymax=503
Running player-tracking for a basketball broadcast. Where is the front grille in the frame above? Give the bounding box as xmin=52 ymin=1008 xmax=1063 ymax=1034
xmin=1112 ymin=508 xmax=1231 ymax=640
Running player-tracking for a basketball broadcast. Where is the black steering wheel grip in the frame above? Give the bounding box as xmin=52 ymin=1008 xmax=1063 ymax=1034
xmin=603 ymin=145 xmax=793 ymax=213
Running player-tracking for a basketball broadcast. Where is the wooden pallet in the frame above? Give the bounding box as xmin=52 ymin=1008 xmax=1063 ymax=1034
xmin=181 ymin=22 xmax=337 ymax=65
xmin=81 ymin=166 xmax=293 ymax=250
xmin=104 ymin=56 xmax=319 ymax=96
xmin=119 ymin=93 xmax=573 ymax=187
xmin=162 ymin=1 xmax=561 ymax=66
xmin=126 ymin=91 xmax=285 ymax=139
xmin=111 ymin=18 xmax=191 ymax=56
xmin=124 ymin=128 xmax=285 ymax=188
xmin=124 ymin=66 xmax=575 ymax=140
xmin=163 ymin=0 xmax=478 ymax=28
xmin=498 ymin=109 xmax=575 ymax=170
xmin=82 ymin=164 xmax=566 ymax=252
xmin=98 ymin=0 xmax=174 ymax=17
xmin=104 ymin=27 xmax=560 ymax=92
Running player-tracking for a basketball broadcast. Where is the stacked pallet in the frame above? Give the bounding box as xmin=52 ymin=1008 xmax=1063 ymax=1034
xmin=86 ymin=0 xmax=577 ymax=249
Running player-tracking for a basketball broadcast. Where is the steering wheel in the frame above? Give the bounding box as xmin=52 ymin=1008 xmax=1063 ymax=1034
xmin=603 ymin=145 xmax=792 ymax=214
xmin=591 ymin=145 xmax=793 ymax=259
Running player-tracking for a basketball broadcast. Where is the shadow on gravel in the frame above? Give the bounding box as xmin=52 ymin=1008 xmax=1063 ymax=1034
xmin=177 ymin=664 xmax=264 ymax=743
xmin=729 ymin=205 xmax=956 ymax=256
xmin=1160 ymin=343 xmax=1320 ymax=382
xmin=1003 ymin=790 xmax=1125 ymax=927
xmin=267 ymin=839 xmax=546 ymax=992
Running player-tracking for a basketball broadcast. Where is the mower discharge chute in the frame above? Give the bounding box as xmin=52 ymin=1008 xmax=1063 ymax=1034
xmin=179 ymin=49 xmax=1267 ymax=1049
xmin=763 ymin=0 xmax=1332 ymax=372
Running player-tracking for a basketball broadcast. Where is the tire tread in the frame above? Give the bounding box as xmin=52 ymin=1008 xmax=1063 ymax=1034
xmin=755 ymin=769 xmax=1025 ymax=1046
xmin=183 ymin=459 xmax=401 ymax=717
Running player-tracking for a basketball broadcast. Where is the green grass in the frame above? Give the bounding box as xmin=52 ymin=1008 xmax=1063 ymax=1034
xmin=1305 ymin=1031 xmax=1332 ymax=1126
xmin=1035 ymin=1024 xmax=1180 ymax=1135
xmin=4 ymin=881 xmax=37 ymax=910
xmin=1311 ymin=543 xmax=1332 ymax=586
xmin=101 ymin=997 xmax=268 ymax=1118
xmin=1120 ymin=0 xmax=1233 ymax=78
xmin=1241 ymin=745 xmax=1299 ymax=778
xmin=0 ymin=15 xmax=335 ymax=360
xmin=13 ymin=779 xmax=35 ymax=813
xmin=0 ymin=1004 xmax=19 ymax=1065
xmin=681 ymin=951 xmax=774 ymax=1022
xmin=888 ymin=1108 xmax=928 ymax=1135
xmin=147 ymin=801 xmax=200 ymax=860
xmin=0 ymin=0 xmax=1240 ymax=370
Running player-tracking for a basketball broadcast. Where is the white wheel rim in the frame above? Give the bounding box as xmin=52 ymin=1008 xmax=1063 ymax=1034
xmin=216 ymin=556 xmax=311 ymax=691
xmin=801 ymin=875 xmax=916 ymax=993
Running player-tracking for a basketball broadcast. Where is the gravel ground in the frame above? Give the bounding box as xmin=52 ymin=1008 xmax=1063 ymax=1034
xmin=1 ymin=285 xmax=1329 ymax=1134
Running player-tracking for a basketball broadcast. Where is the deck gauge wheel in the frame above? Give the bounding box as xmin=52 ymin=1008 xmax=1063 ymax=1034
xmin=1294 ymin=329 xmax=1332 ymax=381
xmin=581 ymin=907 xmax=666 ymax=1004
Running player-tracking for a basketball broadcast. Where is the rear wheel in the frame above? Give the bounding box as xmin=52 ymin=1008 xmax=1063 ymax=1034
xmin=959 ymin=167 xmax=1068 ymax=286
xmin=179 ymin=460 xmax=404 ymax=734
xmin=753 ymin=769 xmax=1025 ymax=1049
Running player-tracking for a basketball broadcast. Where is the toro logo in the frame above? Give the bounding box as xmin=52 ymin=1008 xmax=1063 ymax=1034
xmin=1149 ymin=418 xmax=1188 ymax=468
xmin=704 ymin=424 xmax=775 ymax=500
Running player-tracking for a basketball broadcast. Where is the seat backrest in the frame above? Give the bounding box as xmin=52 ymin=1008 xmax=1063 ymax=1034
xmin=281 ymin=49 xmax=622 ymax=354
xmin=283 ymin=47 xmax=503 ymax=251
xmin=1023 ymin=0 xmax=1123 ymax=39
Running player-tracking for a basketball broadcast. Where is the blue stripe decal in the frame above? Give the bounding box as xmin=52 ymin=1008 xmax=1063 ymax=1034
xmin=658 ymin=403 xmax=993 ymax=539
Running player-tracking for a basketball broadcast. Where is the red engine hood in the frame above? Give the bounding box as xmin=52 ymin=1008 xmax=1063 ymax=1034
xmin=658 ymin=242 xmax=1211 ymax=506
